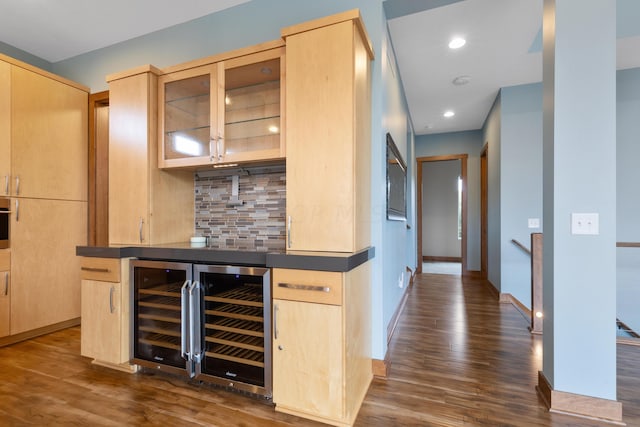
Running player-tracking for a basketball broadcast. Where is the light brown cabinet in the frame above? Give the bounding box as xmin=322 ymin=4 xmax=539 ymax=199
xmin=80 ymin=257 xmax=134 ymax=370
xmin=283 ymin=11 xmax=372 ymax=253
xmin=107 ymin=66 xmax=194 ymax=246
xmin=272 ymin=265 xmax=371 ymax=427
xmin=0 ymin=61 xmax=9 ymax=196
xmin=0 ymin=251 xmax=9 ymax=338
xmin=10 ymin=66 xmax=88 ymax=201
xmin=158 ymin=47 xmax=285 ymax=169
xmin=0 ymin=54 xmax=88 ymax=344
xmin=10 ymin=198 xmax=86 ymax=335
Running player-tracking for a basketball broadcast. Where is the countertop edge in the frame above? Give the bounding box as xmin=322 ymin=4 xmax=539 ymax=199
xmin=76 ymin=246 xmax=375 ymax=273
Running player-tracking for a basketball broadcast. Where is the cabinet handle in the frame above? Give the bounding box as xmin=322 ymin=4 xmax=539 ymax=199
xmin=4 ymin=272 xmax=8 ymax=296
xmin=217 ymin=134 xmax=224 ymax=161
xmin=81 ymin=267 xmax=110 ymax=273
xmin=109 ymin=286 xmax=115 ymax=314
xmin=274 ymin=303 xmax=279 ymax=340
xmin=4 ymin=175 xmax=8 ymax=196
xmin=15 ymin=176 xmax=19 ymax=196
xmin=15 ymin=200 xmax=19 ymax=222
xmin=209 ymin=137 xmax=215 ymax=162
xmin=138 ymin=217 xmax=144 ymax=243
xmin=277 ymin=283 xmax=331 ymax=293
xmin=287 ymin=216 xmax=292 ymax=249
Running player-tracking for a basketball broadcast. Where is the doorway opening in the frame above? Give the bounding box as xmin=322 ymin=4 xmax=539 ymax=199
xmin=417 ymin=154 xmax=468 ymax=276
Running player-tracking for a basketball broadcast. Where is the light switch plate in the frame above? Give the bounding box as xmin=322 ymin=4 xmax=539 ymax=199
xmin=528 ymin=218 xmax=540 ymax=229
xmin=571 ymin=213 xmax=599 ymax=235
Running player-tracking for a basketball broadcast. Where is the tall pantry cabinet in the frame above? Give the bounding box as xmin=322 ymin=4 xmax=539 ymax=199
xmin=0 ymin=53 xmax=88 ymax=341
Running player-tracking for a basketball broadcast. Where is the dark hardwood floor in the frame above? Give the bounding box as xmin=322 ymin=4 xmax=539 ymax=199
xmin=0 ymin=273 xmax=638 ymax=426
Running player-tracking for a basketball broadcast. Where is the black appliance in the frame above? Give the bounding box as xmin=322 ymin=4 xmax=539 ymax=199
xmin=131 ymin=260 xmax=271 ymax=398
xmin=0 ymin=198 xmax=10 ymax=249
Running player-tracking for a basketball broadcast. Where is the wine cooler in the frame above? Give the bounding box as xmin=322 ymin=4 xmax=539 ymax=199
xmin=131 ymin=260 xmax=272 ymax=398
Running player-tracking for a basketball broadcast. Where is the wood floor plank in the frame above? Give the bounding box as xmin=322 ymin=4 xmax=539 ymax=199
xmin=0 ymin=272 xmax=638 ymax=426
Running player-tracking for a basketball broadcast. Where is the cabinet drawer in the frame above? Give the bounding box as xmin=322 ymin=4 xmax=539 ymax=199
xmin=80 ymin=257 xmax=120 ymax=282
xmin=0 ymin=251 xmax=9 ymax=270
xmin=272 ymin=269 xmax=342 ymax=305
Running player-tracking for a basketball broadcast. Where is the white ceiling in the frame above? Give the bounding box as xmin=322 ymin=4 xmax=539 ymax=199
xmin=0 ymin=0 xmax=249 ymax=62
xmin=387 ymin=0 xmax=640 ymax=135
xmin=0 ymin=0 xmax=638 ymax=136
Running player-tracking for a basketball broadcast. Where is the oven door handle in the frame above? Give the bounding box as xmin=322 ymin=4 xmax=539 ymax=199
xmin=180 ymin=280 xmax=192 ymax=360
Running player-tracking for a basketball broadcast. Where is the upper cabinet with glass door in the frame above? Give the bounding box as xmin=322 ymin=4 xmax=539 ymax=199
xmin=158 ymin=48 xmax=285 ymax=169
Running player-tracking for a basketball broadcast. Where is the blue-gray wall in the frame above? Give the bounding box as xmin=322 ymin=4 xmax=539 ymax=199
xmin=377 ymin=22 xmax=416 ymax=356
xmin=0 ymin=40 xmax=51 ymax=71
xmin=483 ymin=95 xmax=502 ymax=289
xmin=499 ymin=83 xmax=543 ymax=306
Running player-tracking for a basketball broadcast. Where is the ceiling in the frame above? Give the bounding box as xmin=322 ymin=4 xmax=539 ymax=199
xmin=387 ymin=0 xmax=640 ymax=135
xmin=0 ymin=0 xmax=638 ymax=136
xmin=0 ymin=0 xmax=249 ymax=62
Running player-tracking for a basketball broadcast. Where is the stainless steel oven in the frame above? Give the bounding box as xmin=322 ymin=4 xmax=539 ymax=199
xmin=0 ymin=198 xmax=9 ymax=249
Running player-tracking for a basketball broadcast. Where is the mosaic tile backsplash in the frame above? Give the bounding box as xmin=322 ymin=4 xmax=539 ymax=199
xmin=194 ymin=169 xmax=286 ymax=250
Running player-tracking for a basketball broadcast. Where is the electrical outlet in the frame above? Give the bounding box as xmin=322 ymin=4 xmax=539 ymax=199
xmin=571 ymin=213 xmax=599 ymax=235
xmin=528 ymin=218 xmax=540 ymax=229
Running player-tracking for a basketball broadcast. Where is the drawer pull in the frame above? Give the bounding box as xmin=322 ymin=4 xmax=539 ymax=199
xmin=277 ymin=283 xmax=330 ymax=293
xmin=81 ymin=267 xmax=110 ymax=273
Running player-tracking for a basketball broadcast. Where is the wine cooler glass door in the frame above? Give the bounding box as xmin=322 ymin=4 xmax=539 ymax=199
xmin=132 ymin=260 xmax=193 ymax=372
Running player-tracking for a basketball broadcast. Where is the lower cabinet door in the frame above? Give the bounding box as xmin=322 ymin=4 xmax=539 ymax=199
xmin=272 ymin=298 xmax=344 ymax=421
xmin=81 ymin=279 xmax=121 ymax=363
xmin=0 ymin=251 xmax=8 ymax=338
xmin=0 ymin=271 xmax=9 ymax=338
xmin=10 ymin=198 xmax=86 ymax=334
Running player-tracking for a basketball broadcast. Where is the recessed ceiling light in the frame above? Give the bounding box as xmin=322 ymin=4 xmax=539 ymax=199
xmin=448 ymin=37 xmax=466 ymax=49
xmin=452 ymin=75 xmax=471 ymax=86
xmin=443 ymin=111 xmax=455 ymax=118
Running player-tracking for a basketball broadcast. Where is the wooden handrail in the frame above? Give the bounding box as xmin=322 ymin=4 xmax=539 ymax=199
xmin=617 ymin=242 xmax=640 ymax=248
xmin=511 ymin=239 xmax=531 ymax=255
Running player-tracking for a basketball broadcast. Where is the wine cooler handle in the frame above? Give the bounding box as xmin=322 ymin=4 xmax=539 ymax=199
xmin=190 ymin=281 xmax=203 ymax=365
xmin=274 ymin=304 xmax=279 ymax=340
xmin=109 ymin=286 xmax=115 ymax=314
xmin=180 ymin=280 xmax=191 ymax=360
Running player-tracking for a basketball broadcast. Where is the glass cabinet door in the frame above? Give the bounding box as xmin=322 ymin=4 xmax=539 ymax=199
xmin=158 ymin=48 xmax=285 ymax=169
xmin=219 ymin=49 xmax=285 ymax=165
xmin=158 ymin=64 xmax=220 ymax=168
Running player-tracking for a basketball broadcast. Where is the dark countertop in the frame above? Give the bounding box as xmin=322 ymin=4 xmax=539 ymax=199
xmin=76 ymin=243 xmax=374 ymax=273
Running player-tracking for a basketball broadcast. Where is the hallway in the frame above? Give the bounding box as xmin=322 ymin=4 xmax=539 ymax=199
xmin=356 ymin=273 xmax=640 ymax=426
xmin=0 ymin=273 xmax=638 ymax=426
